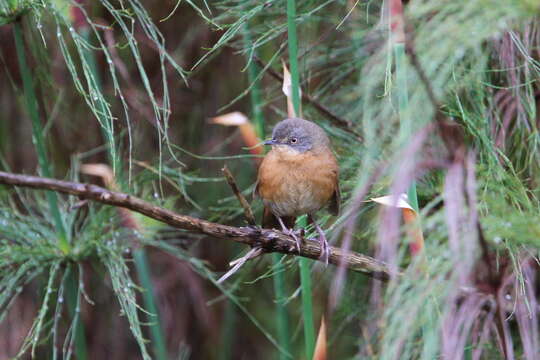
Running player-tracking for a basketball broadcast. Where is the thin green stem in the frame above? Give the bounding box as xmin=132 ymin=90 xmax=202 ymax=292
xmin=133 ymin=249 xmax=168 ymax=360
xmin=298 ymin=257 xmax=315 ymax=359
xmin=272 ymin=254 xmax=290 ymax=359
xmin=244 ymin=21 xmax=291 ymax=358
xmin=79 ymin=28 xmax=119 ymax=173
xmin=15 ymin=19 xmax=87 ymax=359
xmin=79 ymin=26 xmax=167 ymax=358
xmin=287 ymin=0 xmax=301 ymax=116
xmin=15 ymin=18 xmax=87 ymax=358
xmin=65 ymin=265 xmax=88 ymax=360
xmin=13 ymin=20 xmax=69 ymax=253
xmin=287 ymin=1 xmax=315 ymax=358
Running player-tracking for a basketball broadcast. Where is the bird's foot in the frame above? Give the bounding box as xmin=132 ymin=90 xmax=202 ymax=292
xmin=318 ymin=232 xmax=329 ymax=265
xmin=308 ymin=214 xmax=330 ymax=265
xmin=311 ymin=220 xmax=329 ymax=265
xmin=284 ymin=228 xmax=303 ymax=253
xmin=276 ymin=217 xmax=304 ymax=252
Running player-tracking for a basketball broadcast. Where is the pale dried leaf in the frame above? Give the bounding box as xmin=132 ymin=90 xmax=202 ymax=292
xmin=282 ymin=60 xmax=301 ymax=118
xmin=371 ymin=193 xmax=414 ymax=210
xmin=282 ymin=60 xmax=292 ymax=98
xmin=313 ymin=316 xmax=327 ymax=360
xmin=80 ymin=163 xmax=115 ymax=188
xmin=80 ymin=163 xmax=141 ymax=231
xmin=211 ymin=112 xmax=263 ymax=155
xmin=210 ymin=111 xmax=249 ymax=126
xmin=372 ymin=193 xmax=424 ymax=255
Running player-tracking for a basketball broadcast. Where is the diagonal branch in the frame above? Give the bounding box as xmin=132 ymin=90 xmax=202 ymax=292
xmin=253 ymin=56 xmax=362 ymax=138
xmin=222 ymin=165 xmax=257 ymax=226
xmin=0 ymin=171 xmax=395 ymax=281
xmin=403 ymin=28 xmax=465 ymax=156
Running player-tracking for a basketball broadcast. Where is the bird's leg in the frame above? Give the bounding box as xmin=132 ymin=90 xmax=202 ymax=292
xmin=277 ymin=216 xmax=302 ymax=252
xmin=308 ymin=214 xmax=329 ymax=265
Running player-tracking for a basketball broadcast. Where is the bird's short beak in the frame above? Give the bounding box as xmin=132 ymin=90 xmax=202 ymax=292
xmin=263 ymin=139 xmax=278 ymax=146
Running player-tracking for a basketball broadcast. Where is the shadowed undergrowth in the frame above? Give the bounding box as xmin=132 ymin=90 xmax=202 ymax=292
xmin=0 ymin=0 xmax=540 ymax=359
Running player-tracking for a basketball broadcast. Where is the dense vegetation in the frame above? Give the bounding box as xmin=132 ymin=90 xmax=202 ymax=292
xmin=1 ymin=0 xmax=539 ymax=359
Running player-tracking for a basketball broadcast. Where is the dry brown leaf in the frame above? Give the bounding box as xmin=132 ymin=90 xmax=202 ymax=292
xmin=313 ymin=316 xmax=327 ymax=360
xmin=211 ymin=111 xmax=249 ymax=126
xmin=371 ymin=193 xmax=413 ymax=210
xmin=371 ymin=193 xmax=424 ymax=255
xmin=210 ymin=112 xmax=263 ymax=156
xmin=281 ymin=60 xmax=302 ymax=118
xmin=80 ymin=163 xmax=116 ymax=189
xmin=80 ymin=163 xmax=140 ymax=231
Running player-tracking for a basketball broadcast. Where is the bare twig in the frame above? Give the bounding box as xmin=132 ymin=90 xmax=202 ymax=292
xmin=217 ymin=247 xmax=264 ymax=283
xmin=222 ymin=165 xmax=257 ymax=226
xmin=0 ymin=171 xmax=395 ymax=280
xmin=403 ymin=28 xmax=465 ymax=156
xmin=254 ymin=56 xmax=361 ymax=138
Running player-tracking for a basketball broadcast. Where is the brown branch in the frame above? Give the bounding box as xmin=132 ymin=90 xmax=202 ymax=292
xmin=221 ymin=165 xmax=256 ymax=226
xmin=254 ymin=56 xmax=362 ymax=138
xmin=0 ymin=171 xmax=394 ymax=281
xmin=403 ymin=30 xmax=465 ymax=156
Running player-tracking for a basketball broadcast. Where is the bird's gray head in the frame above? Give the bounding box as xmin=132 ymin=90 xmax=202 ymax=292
xmin=264 ymin=118 xmax=330 ymax=153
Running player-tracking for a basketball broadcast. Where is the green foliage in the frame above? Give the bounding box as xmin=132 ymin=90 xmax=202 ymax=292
xmin=2 ymin=0 xmax=540 ymax=359
xmin=0 ymin=0 xmax=34 ymax=25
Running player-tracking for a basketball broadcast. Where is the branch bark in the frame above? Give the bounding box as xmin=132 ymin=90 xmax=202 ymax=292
xmin=0 ymin=171 xmax=394 ymax=281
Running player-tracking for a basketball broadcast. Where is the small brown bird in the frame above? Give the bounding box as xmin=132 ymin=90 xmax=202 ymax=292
xmin=255 ymin=118 xmax=340 ymax=262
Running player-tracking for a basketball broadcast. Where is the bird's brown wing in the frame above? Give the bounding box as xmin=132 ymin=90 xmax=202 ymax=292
xmin=255 ymin=168 xmax=296 ymax=229
xmin=328 ymin=176 xmax=340 ymax=217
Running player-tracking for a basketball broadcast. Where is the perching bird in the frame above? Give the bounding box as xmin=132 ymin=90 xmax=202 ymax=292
xmin=255 ymin=118 xmax=340 ymax=263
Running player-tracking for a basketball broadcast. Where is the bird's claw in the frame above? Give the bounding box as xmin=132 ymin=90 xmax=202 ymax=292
xmin=320 ymin=234 xmax=329 ymax=265
xmin=283 ymin=228 xmax=303 ymax=253
xmin=313 ymin=224 xmax=329 ymax=266
xmin=276 ymin=217 xmax=304 ymax=253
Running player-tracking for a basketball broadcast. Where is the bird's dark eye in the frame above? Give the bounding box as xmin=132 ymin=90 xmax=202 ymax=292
xmin=290 ymin=137 xmax=298 ymax=144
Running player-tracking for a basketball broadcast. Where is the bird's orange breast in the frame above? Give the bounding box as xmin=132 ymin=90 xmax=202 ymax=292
xmin=257 ymin=147 xmax=338 ymax=217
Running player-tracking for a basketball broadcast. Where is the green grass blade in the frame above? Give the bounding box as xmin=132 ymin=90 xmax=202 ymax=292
xmin=298 ymin=257 xmax=315 ymax=359
xmin=286 ymin=0 xmax=301 ymax=117
xmin=78 ymin=27 xmax=119 ymax=173
xmin=286 ymin=1 xmax=316 ymax=358
xmin=12 ymin=20 xmax=69 ymax=252
xmin=13 ymin=19 xmax=88 ymax=359
xmin=65 ymin=265 xmax=88 ymax=360
xmin=272 ymin=253 xmax=291 ymax=359
xmin=245 ymin=20 xmax=291 ymax=358
xmin=133 ymin=248 xmax=168 ymax=360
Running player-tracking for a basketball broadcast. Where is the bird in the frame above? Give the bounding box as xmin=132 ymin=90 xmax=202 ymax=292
xmin=255 ymin=117 xmax=340 ymax=263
